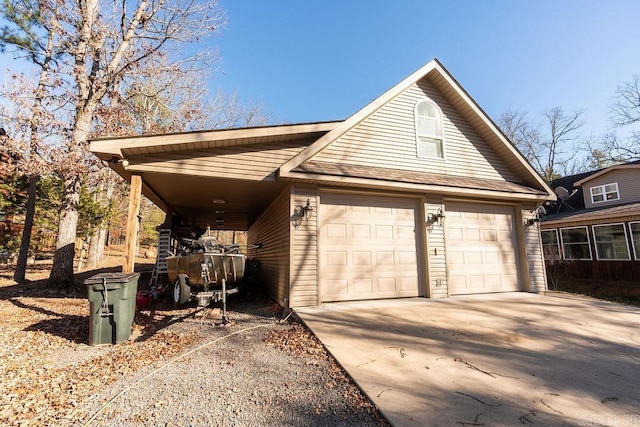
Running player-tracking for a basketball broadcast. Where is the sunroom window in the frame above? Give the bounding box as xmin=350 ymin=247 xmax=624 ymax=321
xmin=415 ymin=99 xmax=444 ymax=159
xmin=628 ymin=222 xmax=640 ymax=259
xmin=560 ymin=227 xmax=592 ymax=260
xmin=540 ymin=229 xmax=561 ymax=260
xmin=590 ymin=183 xmax=619 ymax=203
xmin=593 ymin=224 xmax=630 ymax=260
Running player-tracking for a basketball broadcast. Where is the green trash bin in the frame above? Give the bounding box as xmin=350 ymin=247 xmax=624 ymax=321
xmin=85 ymin=272 xmax=140 ymax=346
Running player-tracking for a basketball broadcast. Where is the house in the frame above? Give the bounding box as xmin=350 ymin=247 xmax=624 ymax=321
xmin=90 ymin=59 xmax=555 ymax=308
xmin=539 ymin=161 xmax=640 ymax=286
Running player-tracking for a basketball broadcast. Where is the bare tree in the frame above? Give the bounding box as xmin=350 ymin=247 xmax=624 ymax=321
xmin=498 ymin=107 xmax=585 ymax=182
xmin=0 ymin=0 xmax=66 ymax=282
xmin=34 ymin=0 xmax=226 ymax=288
xmin=604 ymin=74 xmax=640 ymax=160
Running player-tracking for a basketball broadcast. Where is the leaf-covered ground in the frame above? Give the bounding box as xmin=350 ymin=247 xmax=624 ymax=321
xmin=0 ymin=262 xmax=388 ymax=426
xmin=0 ymin=265 xmax=202 ymax=425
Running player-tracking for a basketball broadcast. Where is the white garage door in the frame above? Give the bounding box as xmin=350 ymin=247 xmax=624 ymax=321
xmin=446 ymin=201 xmax=520 ymax=295
xmin=319 ymin=193 xmax=420 ymax=302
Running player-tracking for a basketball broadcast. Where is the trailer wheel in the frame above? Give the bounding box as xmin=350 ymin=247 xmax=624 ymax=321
xmin=173 ymin=274 xmax=191 ymax=307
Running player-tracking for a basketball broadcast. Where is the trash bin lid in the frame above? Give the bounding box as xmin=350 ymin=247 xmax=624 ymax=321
xmin=84 ymin=272 xmax=141 ymax=285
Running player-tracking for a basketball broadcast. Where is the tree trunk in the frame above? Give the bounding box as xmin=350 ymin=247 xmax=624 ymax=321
xmin=13 ymin=175 xmax=39 ymax=283
xmin=86 ymin=228 xmax=100 ymax=269
xmin=48 ymin=174 xmax=81 ymax=289
xmin=86 ymin=177 xmax=115 ymax=267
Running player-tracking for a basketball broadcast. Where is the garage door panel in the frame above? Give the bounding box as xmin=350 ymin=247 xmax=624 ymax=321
xmin=320 ymin=194 xmax=420 ymax=302
xmin=354 ymin=278 xmax=373 ymax=293
xmin=353 ymin=251 xmax=372 ymax=266
xmin=447 ymin=202 xmax=520 ymax=296
xmin=482 ymin=229 xmax=498 ymax=241
xmin=376 ymin=251 xmax=394 ymax=265
xmin=375 ymin=225 xmax=394 ymax=239
xmin=326 ymin=251 xmax=347 ymax=266
xmin=327 ymin=224 xmax=347 ymax=238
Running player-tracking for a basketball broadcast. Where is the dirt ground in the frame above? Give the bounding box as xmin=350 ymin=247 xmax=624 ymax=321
xmin=0 ymin=258 xmax=387 ymax=426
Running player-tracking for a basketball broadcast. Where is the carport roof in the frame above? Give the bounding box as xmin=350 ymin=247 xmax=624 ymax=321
xmin=90 ymin=121 xmax=341 ymax=229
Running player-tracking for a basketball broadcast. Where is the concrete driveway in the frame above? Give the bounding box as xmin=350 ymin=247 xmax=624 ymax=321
xmin=296 ymin=293 xmax=640 ymax=427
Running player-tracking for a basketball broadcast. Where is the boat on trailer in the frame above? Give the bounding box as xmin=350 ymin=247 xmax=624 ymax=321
xmin=166 ymin=235 xmax=257 ymax=323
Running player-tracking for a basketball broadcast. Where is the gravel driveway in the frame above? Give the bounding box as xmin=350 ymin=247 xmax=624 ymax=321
xmin=82 ymin=293 xmax=388 ymax=426
xmin=0 ymin=268 xmax=389 ymax=427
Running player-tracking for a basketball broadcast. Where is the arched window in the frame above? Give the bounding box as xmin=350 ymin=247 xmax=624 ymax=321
xmin=415 ymin=99 xmax=444 ymax=159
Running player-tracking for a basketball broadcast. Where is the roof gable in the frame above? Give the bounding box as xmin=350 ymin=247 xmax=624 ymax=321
xmin=573 ymin=162 xmax=640 ymax=186
xmin=279 ymin=59 xmax=554 ymax=200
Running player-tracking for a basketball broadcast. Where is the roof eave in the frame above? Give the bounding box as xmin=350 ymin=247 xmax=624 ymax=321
xmin=89 ymin=121 xmax=342 ymax=158
xmin=278 ymin=169 xmax=553 ymax=203
xmin=573 ymin=164 xmax=640 ymax=186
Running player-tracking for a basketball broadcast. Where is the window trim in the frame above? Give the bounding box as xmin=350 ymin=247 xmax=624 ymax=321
xmin=414 ymin=98 xmax=445 ymax=160
xmin=559 ymin=226 xmax=593 ymax=260
xmin=589 ymin=182 xmax=620 ymax=204
xmin=592 ymin=223 xmax=631 ymax=261
xmin=628 ymin=221 xmax=640 ymax=260
xmin=540 ymin=229 xmax=561 ymax=260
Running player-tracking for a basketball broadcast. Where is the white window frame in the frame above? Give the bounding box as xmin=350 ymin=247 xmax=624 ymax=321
xmin=540 ymin=229 xmax=561 ymax=260
xmin=589 ymin=183 xmax=620 ymax=204
xmin=414 ymin=98 xmax=445 ymax=160
xmin=592 ymin=223 xmax=631 ymax=261
xmin=559 ymin=226 xmax=592 ymax=260
xmin=628 ymin=221 xmax=640 ymax=260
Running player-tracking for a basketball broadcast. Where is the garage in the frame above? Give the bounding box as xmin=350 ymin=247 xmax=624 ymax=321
xmin=446 ymin=201 xmax=520 ymax=295
xmin=91 ymin=59 xmax=555 ymax=308
xmin=319 ymin=193 xmax=421 ymax=302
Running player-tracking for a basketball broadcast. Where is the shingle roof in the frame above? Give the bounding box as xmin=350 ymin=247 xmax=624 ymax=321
xmin=294 ymin=161 xmax=547 ymax=195
xmin=541 ymin=201 xmax=640 ymax=225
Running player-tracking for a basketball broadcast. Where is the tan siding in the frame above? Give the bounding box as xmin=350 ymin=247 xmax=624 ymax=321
xmin=425 ymin=197 xmax=448 ymax=298
xmin=129 ymin=142 xmax=306 ymax=181
xmin=313 ymin=79 xmax=520 ymax=183
xmin=289 ymin=185 xmax=319 ymax=307
xmin=247 ymin=187 xmax=291 ymax=305
xmin=523 ymin=205 xmax=547 ymax=293
xmin=582 ymin=169 xmax=640 ymax=209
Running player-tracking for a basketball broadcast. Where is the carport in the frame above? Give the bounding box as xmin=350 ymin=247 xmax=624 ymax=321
xmin=297 ymin=293 xmax=640 ymax=426
xmin=90 ymin=121 xmax=340 ymax=272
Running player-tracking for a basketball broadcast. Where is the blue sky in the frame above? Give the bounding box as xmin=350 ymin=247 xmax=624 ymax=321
xmin=212 ymin=0 xmax=640 ymax=137
xmin=1 ymin=1 xmax=639 ymax=138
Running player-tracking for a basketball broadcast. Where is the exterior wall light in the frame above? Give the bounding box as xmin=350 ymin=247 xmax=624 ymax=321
xmin=292 ymin=199 xmax=313 ymax=229
xmin=109 ymin=156 xmax=129 ymax=167
xmin=426 ymin=207 xmax=445 ymax=227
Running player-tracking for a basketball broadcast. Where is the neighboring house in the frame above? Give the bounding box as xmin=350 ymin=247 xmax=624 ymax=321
xmin=539 ymin=161 xmax=640 ymax=285
xmin=90 ymin=59 xmax=555 ymax=308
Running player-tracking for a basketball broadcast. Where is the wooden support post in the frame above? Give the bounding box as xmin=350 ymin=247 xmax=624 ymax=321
xmin=123 ymin=174 xmax=142 ymax=273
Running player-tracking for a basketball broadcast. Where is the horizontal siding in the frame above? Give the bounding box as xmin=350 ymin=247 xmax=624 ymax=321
xmin=289 ymin=185 xmax=319 ymax=308
xmin=426 ymin=197 xmax=448 ymax=298
xmin=129 ymin=141 xmax=306 ymax=181
xmin=247 ymin=187 xmax=291 ymax=305
xmin=313 ymin=78 xmax=520 ymax=183
xmin=583 ymin=169 xmax=640 ymax=209
xmin=523 ymin=205 xmax=547 ymax=293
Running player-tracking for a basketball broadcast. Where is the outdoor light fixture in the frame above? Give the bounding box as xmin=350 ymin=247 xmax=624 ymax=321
xmin=292 ymin=199 xmax=313 ymax=229
xmin=426 ymin=207 xmax=445 ymax=227
xmin=213 ymin=198 xmax=226 ymax=204
xmin=524 ymin=217 xmax=540 ymax=227
xmin=109 ymin=156 xmax=129 ymax=167
xmin=302 ymin=199 xmax=313 ymax=220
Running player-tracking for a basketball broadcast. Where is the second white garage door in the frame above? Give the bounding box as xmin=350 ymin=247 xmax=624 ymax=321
xmin=446 ymin=201 xmax=520 ymax=295
xmin=319 ymin=193 xmax=420 ymax=302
